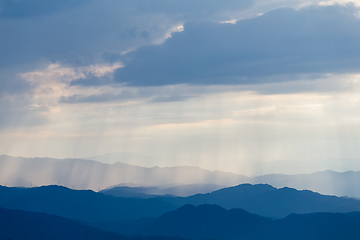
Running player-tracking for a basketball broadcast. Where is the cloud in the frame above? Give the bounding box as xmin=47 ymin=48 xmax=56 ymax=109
xmin=59 ymin=91 xmax=136 ymax=104
xmin=113 ymin=4 xmax=360 ymax=86
xmin=0 ymin=0 xmax=253 ymax=70
xmin=149 ymin=95 xmax=196 ymax=102
xmin=60 ymin=93 xmax=196 ymax=104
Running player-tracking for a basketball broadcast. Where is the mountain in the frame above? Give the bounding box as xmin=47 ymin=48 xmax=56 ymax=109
xmin=252 ymin=170 xmax=360 ymax=198
xmin=0 ymin=185 xmax=177 ymax=222
xmin=3 ymin=184 xmax=360 ymax=221
xmin=86 ymin=152 xmax=157 ymax=167
xmin=0 ymin=207 xmax=189 ymax=240
xmin=99 ymin=186 xmax=163 ymax=199
xmin=0 ymin=155 xmax=248 ymax=190
xmin=100 ymin=184 xmax=226 ymax=198
xmin=84 ymin=217 xmax=155 ymax=235
xmin=158 ymin=184 xmax=227 ymax=197
xmin=274 ymin=212 xmax=360 ymax=240
xmin=2 ymin=154 xmax=360 ymax=198
xmin=346 ymin=211 xmax=360 ymax=219
xmin=0 ymin=207 xmax=124 ymax=240
xmin=140 ymin=204 xmax=360 ymax=240
xmin=161 ymin=184 xmax=360 ymax=218
xmin=141 ymin=204 xmax=272 ymax=240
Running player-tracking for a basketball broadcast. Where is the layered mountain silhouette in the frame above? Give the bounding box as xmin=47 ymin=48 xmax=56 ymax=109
xmin=0 ymin=155 xmax=247 ymax=190
xmin=3 ymin=200 xmax=360 ymax=240
xmin=162 ymin=184 xmax=360 ymax=218
xmin=2 ymin=183 xmax=360 ymax=239
xmin=2 ymin=154 xmax=360 ymax=198
xmin=2 ymin=183 xmax=360 ymax=222
xmin=141 ymin=204 xmax=272 ymax=240
xmin=253 ymin=170 xmax=360 ymax=198
xmin=0 ymin=206 xmax=189 ymax=240
xmin=141 ymin=204 xmax=360 ymax=240
xmin=99 ymin=186 xmax=164 ymax=199
xmin=0 ymin=207 xmax=124 ymax=240
xmin=0 ymin=185 xmax=177 ymax=222
xmin=100 ymin=184 xmax=226 ymax=198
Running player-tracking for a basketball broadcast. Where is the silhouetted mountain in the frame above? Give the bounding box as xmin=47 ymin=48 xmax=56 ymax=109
xmin=0 ymin=185 xmax=29 ymax=205
xmin=0 ymin=155 xmax=247 ymax=190
xmin=274 ymin=212 xmax=360 ymax=240
xmin=85 ymin=217 xmax=154 ymax=235
xmin=0 ymin=207 xmax=124 ymax=240
xmin=141 ymin=204 xmax=272 ymax=240
xmin=346 ymin=211 xmax=360 ymax=219
xmin=3 ymin=183 xmax=360 ymax=221
xmin=140 ymin=204 xmax=360 ymax=240
xmin=0 ymin=206 xmax=189 ymax=240
xmin=161 ymin=184 xmax=360 ymax=218
xmin=0 ymin=185 xmax=177 ymax=222
xmin=101 ymin=184 xmax=226 ymax=198
xmin=99 ymin=186 xmax=164 ymax=198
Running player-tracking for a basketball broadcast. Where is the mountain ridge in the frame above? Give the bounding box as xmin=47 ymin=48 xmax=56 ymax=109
xmin=0 ymin=155 xmax=248 ymax=190
xmin=140 ymin=204 xmax=360 ymax=240
xmin=2 ymin=154 xmax=360 ymax=198
xmin=3 ymin=183 xmax=360 ymax=221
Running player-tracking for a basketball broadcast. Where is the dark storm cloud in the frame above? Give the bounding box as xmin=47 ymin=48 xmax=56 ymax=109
xmin=0 ymin=0 xmax=254 ymax=94
xmin=114 ymin=5 xmax=360 ymax=86
xmin=0 ymin=0 xmax=253 ymax=69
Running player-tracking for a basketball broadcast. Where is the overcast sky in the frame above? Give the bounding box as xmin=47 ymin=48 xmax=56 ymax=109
xmin=1 ymin=0 xmax=360 ymax=175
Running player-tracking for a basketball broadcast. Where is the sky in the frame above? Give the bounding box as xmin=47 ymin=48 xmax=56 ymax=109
xmin=1 ymin=0 xmax=360 ymax=175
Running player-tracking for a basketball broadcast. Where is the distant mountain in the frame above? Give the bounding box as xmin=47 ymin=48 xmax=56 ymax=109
xmin=2 ymin=154 xmax=360 ymax=198
xmin=158 ymin=184 xmax=227 ymax=197
xmin=0 ymin=155 xmax=248 ymax=190
xmin=0 ymin=185 xmax=177 ymax=222
xmin=140 ymin=204 xmax=360 ymax=240
xmin=86 ymin=152 xmax=157 ymax=167
xmin=161 ymin=184 xmax=360 ymax=218
xmin=0 ymin=207 xmax=124 ymax=240
xmin=3 ymin=184 xmax=360 ymax=221
xmin=252 ymin=170 xmax=360 ymax=198
xmin=100 ymin=184 xmax=226 ymax=198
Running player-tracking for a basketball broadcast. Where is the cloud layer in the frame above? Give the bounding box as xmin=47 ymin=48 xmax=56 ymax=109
xmin=114 ymin=5 xmax=360 ymax=86
xmin=0 ymin=0 xmax=253 ymax=71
